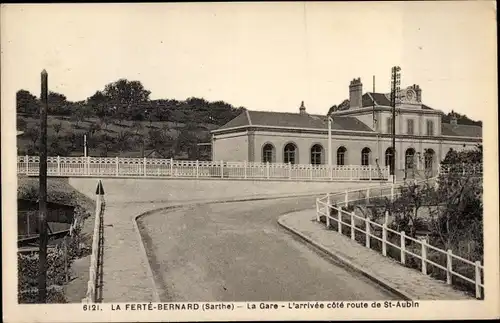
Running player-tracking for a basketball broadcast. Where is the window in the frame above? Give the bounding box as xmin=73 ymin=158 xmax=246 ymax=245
xmin=424 ymin=149 xmax=435 ymax=171
xmin=405 ymin=148 xmax=415 ymax=170
xmin=262 ymin=143 xmax=275 ymax=163
xmin=407 ymin=119 xmax=414 ymax=135
xmin=361 ymin=147 xmax=371 ymax=166
xmin=385 ymin=148 xmax=395 ymax=169
xmin=426 ymin=120 xmax=434 ymax=136
xmin=284 ymin=143 xmax=297 ymax=164
xmin=337 ymin=146 xmax=347 ymax=166
xmin=386 ymin=117 xmax=393 ymax=134
xmin=310 ymin=144 xmax=323 ymax=165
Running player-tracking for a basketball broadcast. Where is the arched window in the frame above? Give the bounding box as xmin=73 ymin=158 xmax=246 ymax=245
xmin=284 ymin=143 xmax=297 ymax=164
xmin=385 ymin=147 xmax=395 ymax=170
xmin=424 ymin=149 xmax=435 ymax=171
xmin=405 ymin=148 xmax=416 ymax=170
xmin=310 ymin=144 xmax=323 ymax=165
xmin=262 ymin=143 xmax=275 ymax=163
xmin=337 ymin=146 xmax=347 ymax=166
xmin=361 ymin=147 xmax=371 ymax=166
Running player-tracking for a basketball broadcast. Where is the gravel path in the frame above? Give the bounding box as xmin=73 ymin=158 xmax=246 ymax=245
xmin=138 ymin=197 xmax=399 ymax=302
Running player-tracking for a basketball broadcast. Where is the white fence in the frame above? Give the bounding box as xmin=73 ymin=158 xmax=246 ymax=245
xmin=82 ymin=189 xmax=104 ymax=303
xmin=315 ymin=180 xmax=484 ymax=299
xmin=17 ymin=156 xmax=390 ymax=181
xmin=439 ymin=163 xmax=483 ymax=176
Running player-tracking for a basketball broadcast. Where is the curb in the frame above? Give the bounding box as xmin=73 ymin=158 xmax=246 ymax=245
xmin=277 ymin=213 xmax=415 ymax=301
xmin=131 ymin=192 xmax=338 ymax=302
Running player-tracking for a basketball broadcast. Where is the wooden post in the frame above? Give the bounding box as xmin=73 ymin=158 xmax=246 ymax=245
xmin=475 ymin=261 xmax=482 ymax=299
xmin=382 ymin=224 xmax=387 ymax=256
xmin=350 ymin=212 xmax=355 ymax=240
xmin=385 ymin=210 xmax=389 ymax=225
xmin=38 ymin=69 xmax=49 ymax=303
xmin=337 ymin=209 xmax=342 ymax=233
xmin=446 ymin=249 xmax=453 ymax=285
xmin=344 ymin=190 xmax=349 ymax=207
xmin=401 ymin=231 xmax=406 ymax=265
xmin=316 ymin=198 xmax=320 ymax=222
xmin=220 ymin=160 xmax=224 ymax=178
xmin=196 ymin=160 xmax=199 ymax=178
xmin=115 ymin=156 xmax=119 ymax=176
xmin=421 ymin=238 xmax=427 ymax=275
xmin=325 ymin=193 xmax=330 ymax=224
xmin=365 ymin=216 xmax=370 ymax=248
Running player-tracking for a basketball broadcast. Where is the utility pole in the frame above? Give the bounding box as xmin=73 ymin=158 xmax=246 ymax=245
xmin=390 ymin=66 xmax=401 ymax=183
xmin=38 ymin=69 xmax=49 ymax=303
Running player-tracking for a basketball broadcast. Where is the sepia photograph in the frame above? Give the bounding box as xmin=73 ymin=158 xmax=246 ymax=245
xmin=1 ymin=1 xmax=498 ymax=322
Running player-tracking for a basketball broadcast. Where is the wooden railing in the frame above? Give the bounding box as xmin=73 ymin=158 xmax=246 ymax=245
xmin=315 ymin=179 xmax=484 ymax=299
xmin=81 ymin=185 xmax=104 ymax=303
xmin=17 ymin=156 xmax=390 ymax=181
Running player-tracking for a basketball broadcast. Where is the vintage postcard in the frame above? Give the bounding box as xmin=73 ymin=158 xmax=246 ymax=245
xmin=1 ymin=2 xmax=499 ymax=322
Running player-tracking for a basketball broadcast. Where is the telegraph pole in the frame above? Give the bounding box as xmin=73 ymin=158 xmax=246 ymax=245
xmin=390 ymin=66 xmax=401 ymax=183
xmin=38 ymin=69 xmax=49 ymax=303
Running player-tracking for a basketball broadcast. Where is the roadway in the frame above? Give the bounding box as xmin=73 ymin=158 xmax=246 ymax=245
xmin=138 ymin=196 xmax=400 ymax=302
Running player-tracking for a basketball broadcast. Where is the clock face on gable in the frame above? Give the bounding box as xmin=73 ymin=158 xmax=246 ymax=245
xmin=405 ymin=89 xmax=416 ymax=102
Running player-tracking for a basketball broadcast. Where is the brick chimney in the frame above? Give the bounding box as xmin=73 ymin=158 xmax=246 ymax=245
xmin=299 ymin=101 xmax=307 ymax=115
xmin=412 ymin=84 xmax=422 ymax=102
xmin=349 ymin=78 xmax=363 ymax=109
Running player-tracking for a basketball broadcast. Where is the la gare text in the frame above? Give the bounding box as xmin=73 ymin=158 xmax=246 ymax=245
xmin=107 ymin=301 xmax=419 ymax=312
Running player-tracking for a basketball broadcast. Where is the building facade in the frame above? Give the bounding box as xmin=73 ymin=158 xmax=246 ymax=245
xmin=211 ymin=78 xmax=482 ymax=178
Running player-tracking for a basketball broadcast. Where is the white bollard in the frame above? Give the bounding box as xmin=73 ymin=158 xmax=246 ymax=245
xmin=401 ymin=231 xmax=406 ymax=265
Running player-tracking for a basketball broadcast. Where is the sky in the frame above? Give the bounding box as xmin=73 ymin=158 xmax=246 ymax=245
xmin=1 ymin=2 xmax=497 ymax=121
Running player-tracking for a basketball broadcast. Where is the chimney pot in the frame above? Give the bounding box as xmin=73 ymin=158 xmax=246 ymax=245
xmin=299 ymin=101 xmax=307 ymax=115
xmin=349 ymin=77 xmax=363 ymax=109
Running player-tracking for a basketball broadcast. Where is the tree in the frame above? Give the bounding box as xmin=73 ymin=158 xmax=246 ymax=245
xmin=25 ymin=127 xmax=40 ymax=147
xmin=99 ymin=116 xmax=111 ymax=131
xmin=16 ymin=90 xmax=40 ymax=115
xmin=71 ymin=109 xmax=86 ymax=128
xmin=48 ymin=91 xmax=69 ymax=115
xmin=102 ymin=79 xmax=151 ymax=122
xmin=327 ymin=105 xmax=338 ymax=116
xmin=52 ymin=122 xmax=63 ymax=135
xmin=131 ymin=121 xmax=144 ymax=135
xmin=115 ymin=130 xmax=132 ymax=152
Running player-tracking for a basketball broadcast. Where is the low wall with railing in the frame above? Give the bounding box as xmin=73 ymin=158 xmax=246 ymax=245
xmin=315 ymin=180 xmax=484 ymax=299
xmin=17 ymin=156 xmax=390 ymax=181
xmin=81 ymin=189 xmax=104 ymax=303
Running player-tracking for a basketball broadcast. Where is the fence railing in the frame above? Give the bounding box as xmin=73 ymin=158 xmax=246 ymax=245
xmin=81 ymin=186 xmax=104 ymax=303
xmin=17 ymin=156 xmax=390 ymax=181
xmin=315 ymin=178 xmax=484 ymax=299
xmin=439 ymin=163 xmax=483 ymax=176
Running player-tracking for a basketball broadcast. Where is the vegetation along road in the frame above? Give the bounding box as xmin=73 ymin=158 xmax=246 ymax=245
xmin=138 ymin=196 xmax=400 ymax=302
